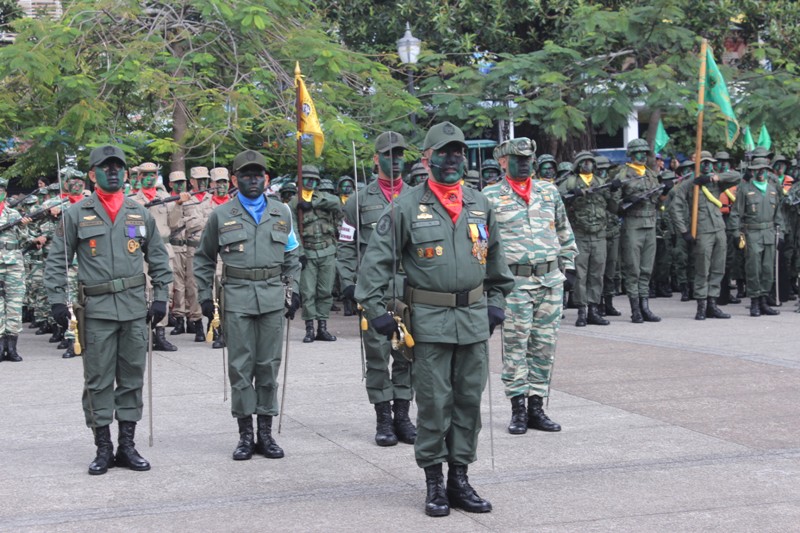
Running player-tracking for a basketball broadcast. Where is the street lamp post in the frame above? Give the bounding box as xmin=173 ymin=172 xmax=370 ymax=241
xmin=397 ymin=22 xmax=421 ymax=127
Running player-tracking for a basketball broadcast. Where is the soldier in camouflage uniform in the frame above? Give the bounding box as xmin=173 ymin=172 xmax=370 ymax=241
xmin=0 ymin=177 xmax=29 ymax=362
xmin=338 ymin=131 xmax=416 ymax=447
xmin=597 ymin=156 xmax=623 ymax=316
xmin=558 ymin=151 xmax=618 ymax=326
xmin=289 ymin=166 xmax=340 ymax=343
xmin=280 ymin=181 xmax=297 ymax=203
xmin=671 ymin=151 xmax=740 ymax=320
xmin=356 ymin=122 xmax=514 ymax=517
xmin=729 ymin=158 xmax=784 ymax=316
xmin=485 ymin=138 xmax=578 ymax=436
xmin=556 ymin=161 xmax=574 ymax=187
xmin=536 ymin=154 xmax=558 ymax=183
xmin=614 ymin=138 xmax=662 ymax=323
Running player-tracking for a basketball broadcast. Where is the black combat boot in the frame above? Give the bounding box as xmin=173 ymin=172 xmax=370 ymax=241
xmin=114 ymin=421 xmax=151 ymax=471
xmin=759 ymin=295 xmax=779 ymax=316
xmin=233 ymin=416 xmax=255 ymax=460
xmin=62 ymin=339 xmax=76 ymax=359
xmin=0 ymin=335 xmax=6 ymax=360
xmin=186 ymin=319 xmax=196 ymax=334
xmin=193 ymin=320 xmax=205 ymax=342
xmin=255 ymin=415 xmax=284 ymax=458
xmin=706 ymin=297 xmax=730 ymax=319
xmin=639 ymin=297 xmax=661 ymax=322
xmin=736 ymin=279 xmax=746 ymax=299
xmin=213 ymin=331 xmax=225 ymax=349
xmin=49 ymin=325 xmax=64 ymax=343
xmin=750 ymin=298 xmax=761 ymax=317
xmin=604 ymin=295 xmax=622 ymax=316
xmin=446 ymin=463 xmax=492 ymax=513
xmin=695 ymin=299 xmax=707 ymax=321
xmin=527 ymin=395 xmax=561 ymax=432
xmin=629 ymin=296 xmax=644 ymax=324
xmin=35 ymin=322 xmax=53 ymax=335
xmin=315 ymin=320 xmax=337 ymax=341
xmin=170 ymin=317 xmax=185 ymax=335
xmin=423 ymin=464 xmax=449 ymax=517
xmin=167 ymin=313 xmax=177 ymax=327
xmin=4 ymin=335 xmax=22 ymax=362
xmin=153 ymin=327 xmax=178 ymax=351
xmin=507 ymin=395 xmax=527 ymax=435
xmin=392 ymin=399 xmax=417 ymax=444
xmin=29 ymin=319 xmax=40 ymax=329
xmin=575 ymin=306 xmax=587 ymax=327
xmin=57 ymin=334 xmax=70 ymax=349
xmin=374 ymin=401 xmax=398 ymax=446
xmin=88 ymin=425 xmax=115 ymax=475
xmin=680 ymin=283 xmax=690 ymax=302
xmin=342 ymin=298 xmax=355 ymax=317
xmin=302 ymin=320 xmax=315 ymax=343
xmin=656 ymin=282 xmax=672 ymax=298
xmin=765 ymin=293 xmax=779 ymax=307
xmin=587 ymin=303 xmax=610 ymax=325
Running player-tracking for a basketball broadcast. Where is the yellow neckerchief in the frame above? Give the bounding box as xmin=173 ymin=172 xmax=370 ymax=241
xmin=724 ymin=189 xmax=736 ymax=202
xmin=626 ymin=163 xmax=646 ymax=176
xmin=579 ymin=173 xmax=593 ymax=187
xmin=701 ymin=186 xmax=722 ymax=208
xmin=340 ymin=194 xmax=349 ymax=204
xmin=301 ymin=189 xmax=313 ymax=202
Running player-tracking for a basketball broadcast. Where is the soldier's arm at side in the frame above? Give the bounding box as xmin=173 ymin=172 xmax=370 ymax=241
xmin=484 ymin=207 xmax=515 ymax=307
xmin=281 ymin=205 xmax=302 ymax=294
xmin=775 ymin=185 xmax=787 ymax=231
xmin=336 ymin=196 xmax=359 ymax=288
xmin=193 ymin=211 xmax=220 ymax=303
xmin=43 ymin=210 xmax=76 ymax=306
xmin=669 ymin=182 xmax=690 ymax=235
xmin=554 ymin=192 xmax=578 ymax=270
xmin=354 ymin=206 xmax=403 ymax=320
xmin=729 ymin=183 xmax=743 ymax=235
xmin=143 ymin=214 xmax=173 ymax=302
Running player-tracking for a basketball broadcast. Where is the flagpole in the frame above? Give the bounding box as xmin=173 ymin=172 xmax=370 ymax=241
xmin=295 ymin=61 xmax=304 ymax=237
xmin=691 ymin=38 xmax=708 ymax=239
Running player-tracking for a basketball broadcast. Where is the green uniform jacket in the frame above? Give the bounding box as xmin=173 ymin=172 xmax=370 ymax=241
xmin=337 ymin=180 xmax=408 ymax=290
xmin=44 ymin=194 xmax=172 ymax=320
xmin=289 ymin=191 xmax=340 ymax=259
xmin=558 ymin=173 xmax=618 ymax=236
xmin=729 ymin=180 xmax=785 ymax=242
xmin=670 ymin=171 xmax=740 ymax=235
xmin=194 ymin=195 xmax=301 ymax=314
xmin=616 ymin=165 xmax=661 ymax=229
xmin=355 ymin=183 xmax=515 ymax=344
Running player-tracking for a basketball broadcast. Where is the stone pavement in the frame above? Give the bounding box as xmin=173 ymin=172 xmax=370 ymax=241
xmin=1 ymin=295 xmax=799 ymax=532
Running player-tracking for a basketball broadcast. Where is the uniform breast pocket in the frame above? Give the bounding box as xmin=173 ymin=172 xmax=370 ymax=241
xmin=410 ymin=222 xmax=445 ymax=262
xmin=78 ymin=224 xmax=106 ymax=257
xmin=218 ymin=228 xmax=247 ymax=254
xmin=271 ymin=229 xmax=288 ymax=250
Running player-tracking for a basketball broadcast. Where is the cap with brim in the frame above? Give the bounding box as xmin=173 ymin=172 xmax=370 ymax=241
xmin=232 ymin=150 xmax=268 ymax=172
xmin=713 ymin=151 xmax=731 ymax=161
xmin=410 ymin=162 xmax=428 ymax=176
xmin=210 ymin=167 xmax=229 ymax=182
xmin=190 ymin=166 xmax=210 ymax=179
xmin=36 ymin=187 xmax=48 ymax=196
xmin=375 ymin=132 xmax=408 ymax=153
xmin=660 ymin=171 xmax=677 ymax=181
xmin=748 ymin=158 xmax=771 ymax=170
xmin=699 ymin=150 xmax=717 ymax=163
xmin=422 ymin=122 xmax=467 ymax=151
xmin=47 ymin=183 xmax=61 ymax=192
xmin=89 ymin=145 xmax=127 ymax=168
xmin=169 ymin=171 xmax=187 ymax=182
xmin=138 ymin=162 xmax=159 ymax=173
xmin=494 ymin=138 xmax=536 ymax=160
xmin=677 ymin=160 xmax=694 ymax=169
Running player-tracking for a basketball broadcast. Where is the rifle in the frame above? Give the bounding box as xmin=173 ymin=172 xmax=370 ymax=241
xmin=0 ymin=197 xmax=68 ymax=233
xmin=562 ymin=176 xmax=635 ymax=201
xmin=620 ymin=184 xmax=665 ymax=212
xmin=8 ymin=190 xmax=38 ymax=208
xmin=144 ymin=189 xmax=210 ymax=208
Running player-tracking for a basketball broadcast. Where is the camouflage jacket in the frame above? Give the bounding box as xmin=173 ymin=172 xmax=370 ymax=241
xmin=0 ymin=204 xmax=30 ymax=266
xmin=616 ymin=164 xmax=661 ymax=229
xmin=557 ymin=173 xmax=618 ymax=237
xmin=289 ymin=191 xmax=340 ymax=258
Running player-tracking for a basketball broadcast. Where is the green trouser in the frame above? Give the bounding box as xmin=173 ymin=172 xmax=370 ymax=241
xmin=81 ymin=317 xmax=148 ymax=428
xmin=0 ymin=262 xmax=25 ymax=336
xmin=672 ymin=237 xmax=694 ymax=286
xmin=412 ymin=341 xmax=487 ymax=468
xmin=693 ymin=230 xmax=726 ymax=299
xmin=653 ymin=237 xmax=673 ymax=288
xmin=621 ymin=223 xmax=656 ymax=297
xmin=602 ymin=234 xmax=620 ymax=296
xmin=363 ymin=324 xmax=412 ymax=404
xmin=744 ymin=230 xmax=775 ymax=298
xmin=225 ymin=309 xmax=284 ymax=418
xmin=726 ymin=232 xmax=745 ymax=280
xmin=502 ymin=284 xmax=562 ymax=398
xmin=573 ymin=233 xmax=606 ymax=307
xmin=300 ymin=254 xmax=336 ymax=321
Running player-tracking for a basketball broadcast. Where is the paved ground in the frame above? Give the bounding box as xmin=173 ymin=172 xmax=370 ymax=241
xmin=1 ymin=295 xmax=799 ymax=532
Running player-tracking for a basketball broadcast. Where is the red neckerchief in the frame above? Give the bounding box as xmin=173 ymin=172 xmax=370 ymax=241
xmin=0 ymin=201 xmax=5 ymax=218
xmin=95 ymin=188 xmax=125 ymax=223
xmin=61 ymin=192 xmax=84 ymax=204
xmin=506 ymin=176 xmax=532 ymax=204
xmin=427 ymin=180 xmax=463 ymax=223
xmin=211 ymin=195 xmax=228 ymax=205
xmin=194 ymin=192 xmax=207 ymax=201
xmin=141 ymin=187 xmax=157 ymax=202
xmin=377 ymin=177 xmax=403 ymax=203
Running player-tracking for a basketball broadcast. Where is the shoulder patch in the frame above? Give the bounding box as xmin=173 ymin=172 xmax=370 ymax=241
xmin=376 ymin=214 xmax=392 ymax=236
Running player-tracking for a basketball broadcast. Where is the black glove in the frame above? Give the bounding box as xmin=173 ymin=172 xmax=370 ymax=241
xmin=147 ymin=300 xmax=167 ymax=325
xmin=609 ymin=178 xmax=622 ymax=192
xmin=569 ymin=188 xmax=585 ymax=198
xmin=299 ymin=255 xmax=308 ymax=269
xmin=693 ymin=175 xmax=712 ymax=186
xmin=298 ymin=200 xmax=313 ymax=212
xmin=371 ymin=312 xmax=399 ymax=341
xmin=778 ymin=237 xmax=785 ymax=249
xmin=563 ymin=269 xmax=577 ymax=291
xmin=487 ymin=305 xmax=505 ymax=336
xmin=682 ymin=231 xmax=695 ymax=244
xmin=285 ymin=292 xmax=301 ymax=320
xmin=342 ymin=284 xmax=356 ymax=302
xmin=52 ymin=303 xmax=70 ymax=330
xmin=201 ymin=299 xmax=215 ymax=321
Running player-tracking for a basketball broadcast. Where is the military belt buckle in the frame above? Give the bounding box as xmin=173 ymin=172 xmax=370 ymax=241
xmin=111 ymin=278 xmax=126 ymax=293
xmin=455 ymin=291 xmax=470 ymax=307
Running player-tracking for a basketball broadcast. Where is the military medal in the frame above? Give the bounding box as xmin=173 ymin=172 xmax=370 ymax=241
xmin=127 ymin=239 xmax=140 ymax=253
xmin=435 ymin=246 xmax=443 ymax=256
xmin=89 ymin=239 xmax=97 ymax=257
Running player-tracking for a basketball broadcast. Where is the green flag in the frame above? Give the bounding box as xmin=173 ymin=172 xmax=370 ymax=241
xmin=742 ymin=126 xmax=755 ymax=151
xmin=654 ymin=119 xmax=670 ymax=153
xmin=702 ymin=47 xmax=739 ymax=148
xmin=757 ymin=124 xmax=771 ymax=150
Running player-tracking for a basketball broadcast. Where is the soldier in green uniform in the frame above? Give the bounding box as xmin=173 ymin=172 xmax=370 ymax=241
xmin=464 ymin=169 xmax=481 ymax=190
xmin=597 ymin=156 xmax=623 ymax=315
xmin=730 ymin=158 xmax=784 ymax=316
xmin=558 ymin=151 xmax=618 ymax=326
xmin=614 ymin=138 xmax=663 ymax=323
xmin=484 ymin=138 xmax=577 ymax=436
xmin=194 ymin=149 xmax=302 ymax=461
xmin=556 ymin=162 xmax=574 ymax=187
xmin=671 ymin=151 xmax=740 ymax=320
xmin=337 ymin=175 xmax=355 ymax=206
xmin=671 ymin=160 xmax=696 ymax=301
xmin=45 ymin=145 xmax=172 ymax=475
xmin=479 ymin=159 xmax=502 ymax=187
xmin=338 ymin=131 xmax=416 ymax=447
xmin=536 ymin=154 xmax=558 ymax=183
xmin=407 ymin=162 xmax=429 ymax=187
xmin=356 ymin=122 xmax=514 ymax=517
xmin=280 ymin=181 xmax=297 ymax=203
xmin=652 ymin=171 xmax=677 ymax=298
xmin=715 ymin=151 xmax=744 ymax=305
xmin=289 ymin=166 xmax=340 ymax=343
xmin=0 ymin=177 xmax=29 ymax=362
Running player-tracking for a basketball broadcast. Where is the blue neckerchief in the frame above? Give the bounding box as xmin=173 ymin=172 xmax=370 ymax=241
xmin=238 ymin=193 xmax=266 ymax=223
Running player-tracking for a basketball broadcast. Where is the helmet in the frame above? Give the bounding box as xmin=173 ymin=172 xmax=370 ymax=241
xmin=537 ymin=154 xmax=556 ymax=167
xmin=594 ymin=156 xmax=611 ymax=169
xmin=281 ymin=181 xmax=297 ymax=193
xmin=713 ymin=151 xmax=731 ymax=161
xmin=699 ymin=151 xmax=717 ymax=163
xmin=626 ymin=138 xmax=651 ymax=155
xmin=480 ymin=159 xmax=501 ymax=172
xmin=319 ymin=178 xmax=335 ymax=193
xmin=557 ymin=162 xmax=574 ymax=174
xmin=465 ymin=170 xmax=481 ymax=188
xmin=573 ymin=151 xmax=596 ymax=167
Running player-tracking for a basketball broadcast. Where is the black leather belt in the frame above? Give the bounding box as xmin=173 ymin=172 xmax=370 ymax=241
xmin=405 ymin=285 xmax=483 ymax=307
xmin=509 ymin=260 xmax=558 ymax=277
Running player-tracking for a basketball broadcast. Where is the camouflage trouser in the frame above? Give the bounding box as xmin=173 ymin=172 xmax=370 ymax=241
xmin=501 ymin=283 xmax=563 ymax=398
xmin=0 ymin=262 xmax=26 ymax=335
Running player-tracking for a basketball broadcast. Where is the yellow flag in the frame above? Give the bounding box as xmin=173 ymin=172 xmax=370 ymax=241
xmin=295 ymin=63 xmax=324 ymax=157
